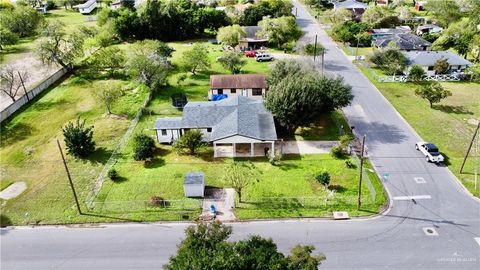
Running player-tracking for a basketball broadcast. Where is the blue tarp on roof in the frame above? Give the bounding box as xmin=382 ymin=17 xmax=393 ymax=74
xmin=212 ymin=94 xmax=228 ymax=101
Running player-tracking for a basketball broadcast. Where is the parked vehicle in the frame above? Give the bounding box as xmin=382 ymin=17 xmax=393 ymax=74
xmin=245 ymin=50 xmax=257 ymax=57
xmin=415 ymin=142 xmax=444 ymax=163
xmin=255 ymin=53 xmax=273 ymax=62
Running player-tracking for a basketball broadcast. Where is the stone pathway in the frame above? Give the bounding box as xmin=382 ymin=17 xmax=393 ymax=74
xmin=279 ymin=140 xmax=337 ymax=155
xmin=0 ymin=182 xmax=26 ymax=200
xmin=201 ymin=188 xmax=236 ymax=222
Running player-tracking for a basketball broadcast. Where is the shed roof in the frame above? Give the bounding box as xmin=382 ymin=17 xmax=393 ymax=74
xmin=210 ymin=74 xmax=267 ymax=89
xmin=184 ymin=172 xmax=205 ymax=185
xmin=404 ymin=51 xmax=473 ymax=66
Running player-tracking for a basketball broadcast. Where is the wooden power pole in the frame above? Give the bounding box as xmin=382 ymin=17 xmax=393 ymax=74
xmin=460 ymin=122 xmax=480 ymax=173
xmin=357 ymin=135 xmax=366 ymax=210
xmin=56 ymin=139 xmax=82 ymax=214
xmin=18 ymin=71 xmax=29 ymax=102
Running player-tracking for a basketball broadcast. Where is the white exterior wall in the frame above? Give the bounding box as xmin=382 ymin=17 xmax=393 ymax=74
xmin=156 ymin=128 xmax=212 ymax=144
xmin=184 ymin=184 xmax=204 ymax=197
xmin=208 ymin=88 xmax=267 ymax=100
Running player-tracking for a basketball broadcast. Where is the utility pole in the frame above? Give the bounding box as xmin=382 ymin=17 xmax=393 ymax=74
xmin=357 ymin=135 xmax=366 ymax=210
xmin=18 ymin=71 xmax=29 ymax=102
xmin=313 ymin=34 xmax=318 ymax=65
xmin=460 ymin=122 xmax=480 ymax=173
xmin=321 ymin=50 xmax=325 ymax=74
xmin=57 ymin=139 xmax=82 ymax=214
xmin=295 ymin=7 xmax=298 ymax=17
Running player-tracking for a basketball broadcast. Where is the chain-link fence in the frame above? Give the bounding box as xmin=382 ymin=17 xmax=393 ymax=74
xmin=91 ymin=198 xmax=202 ymax=214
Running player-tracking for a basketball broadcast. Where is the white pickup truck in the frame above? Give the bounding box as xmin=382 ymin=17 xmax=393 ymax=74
xmin=415 ymin=142 xmax=445 ymax=163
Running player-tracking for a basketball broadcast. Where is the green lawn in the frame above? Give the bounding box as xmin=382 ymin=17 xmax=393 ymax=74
xmin=0 ymin=68 xmax=148 ymax=225
xmin=358 ymin=65 xmax=480 ymax=197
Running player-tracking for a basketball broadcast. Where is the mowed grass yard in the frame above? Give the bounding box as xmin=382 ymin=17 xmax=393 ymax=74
xmin=0 ymin=68 xmax=148 ymax=225
xmin=94 ymin=41 xmax=386 ymax=220
xmin=358 ymin=65 xmax=480 ymax=197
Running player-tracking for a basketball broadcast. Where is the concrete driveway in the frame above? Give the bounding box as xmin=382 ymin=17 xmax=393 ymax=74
xmin=279 ymin=140 xmax=337 ymax=155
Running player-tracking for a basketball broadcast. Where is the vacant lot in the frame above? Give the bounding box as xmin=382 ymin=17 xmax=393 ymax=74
xmin=358 ymin=65 xmax=480 ymax=197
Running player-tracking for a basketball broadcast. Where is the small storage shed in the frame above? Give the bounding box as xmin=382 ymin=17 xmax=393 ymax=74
xmin=184 ymin=172 xmax=205 ymax=198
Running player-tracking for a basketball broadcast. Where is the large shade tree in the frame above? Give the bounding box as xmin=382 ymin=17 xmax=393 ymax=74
xmin=265 ymin=60 xmax=353 ymax=132
xmin=216 ymin=24 xmax=246 ymax=48
xmin=258 ymin=16 xmax=302 ymax=48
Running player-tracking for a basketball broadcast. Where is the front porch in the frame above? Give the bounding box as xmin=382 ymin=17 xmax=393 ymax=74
xmin=214 ymin=142 xmax=275 ymax=158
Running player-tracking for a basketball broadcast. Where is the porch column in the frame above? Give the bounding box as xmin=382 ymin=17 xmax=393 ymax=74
xmin=271 ymin=141 xmax=275 ymax=157
xmin=250 ymin=143 xmax=254 ymax=157
xmin=233 ymin=143 xmax=236 ymax=157
xmin=213 ymin=142 xmax=217 ymax=158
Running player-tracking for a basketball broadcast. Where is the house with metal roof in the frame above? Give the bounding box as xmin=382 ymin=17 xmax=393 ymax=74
xmin=153 ymin=96 xmax=277 ymax=158
xmin=333 ymin=0 xmax=368 ymax=21
xmin=370 ymin=26 xmax=411 ymax=40
xmin=373 ymin=33 xmax=431 ymax=51
xmin=209 ymin=74 xmax=268 ymax=101
xmin=404 ymin=51 xmax=473 ymax=75
xmin=416 ymin=24 xmax=443 ymax=36
xmin=238 ymin=26 xmax=268 ymax=50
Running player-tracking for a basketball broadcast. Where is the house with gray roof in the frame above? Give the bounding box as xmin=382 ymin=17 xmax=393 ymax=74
xmin=373 ymin=33 xmax=431 ymax=51
xmin=153 ymin=96 xmax=277 ymax=158
xmin=370 ymin=26 xmax=411 ymax=40
xmin=404 ymin=51 xmax=472 ymax=76
xmin=333 ymin=0 xmax=368 ymax=21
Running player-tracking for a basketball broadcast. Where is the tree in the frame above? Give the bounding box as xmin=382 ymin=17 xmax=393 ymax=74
xmin=433 ymin=58 xmax=449 ymax=74
xmin=0 ymin=65 xmax=29 ymax=102
xmin=265 ymin=60 xmax=353 ymax=132
xmin=303 ymin=43 xmax=326 ymax=57
xmin=173 ymin=129 xmax=204 ymax=155
xmin=62 ymin=117 xmax=95 ymax=158
xmin=133 ymin=134 xmax=156 ymax=161
xmin=287 ymin=245 xmax=326 ymax=270
xmin=395 ymin=6 xmax=412 ymax=22
xmin=92 ymin=82 xmax=123 ymax=114
xmin=466 ymin=63 xmax=480 ymax=82
xmin=180 ymin=43 xmax=211 ymax=75
xmin=362 ymin=6 xmax=392 ymax=27
xmin=332 ymin=21 xmax=371 ymax=47
xmin=216 ymin=24 xmax=246 ymax=48
xmin=431 ymin=18 xmax=476 ymax=58
xmin=95 ymin=21 xmax=117 ymax=48
xmin=0 ymin=27 xmax=19 ymax=50
xmin=369 ymin=46 xmax=407 ymax=75
xmin=217 ymin=52 xmax=247 ymax=74
xmin=88 ymin=47 xmax=126 ymax=76
xmin=325 ymin=8 xmax=352 ymax=25
xmin=258 ymin=16 xmax=303 ymax=48
xmin=425 ymin=0 xmax=461 ymax=27
xmin=165 ymin=222 xmax=325 ymax=270
xmin=415 ymin=81 xmax=452 ymax=108
xmin=127 ymin=40 xmax=170 ymax=88
xmin=408 ymin=65 xmax=426 ymax=82
xmin=223 ymin=162 xmax=256 ymax=203
xmin=37 ymin=20 xmax=86 ymax=72
xmin=0 ymin=5 xmax=44 ymax=37
xmin=267 ymin=59 xmax=311 ymax=86
xmin=239 ymin=0 xmax=294 ymax=26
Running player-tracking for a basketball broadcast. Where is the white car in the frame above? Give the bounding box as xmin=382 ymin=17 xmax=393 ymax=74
xmin=255 ymin=53 xmax=273 ymax=62
xmin=415 ymin=142 xmax=444 ymax=163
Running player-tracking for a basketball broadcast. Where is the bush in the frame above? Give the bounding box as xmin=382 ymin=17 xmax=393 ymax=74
xmin=315 ymin=171 xmax=330 ymax=186
xmin=62 ymin=117 xmax=95 ymax=158
xmin=149 ymin=196 xmax=167 ymax=207
xmin=46 ymin=0 xmax=56 ymax=9
xmin=108 ymin=168 xmax=118 ymax=181
xmin=332 ymin=21 xmax=371 ymax=47
xmin=345 ymin=160 xmax=355 ymax=168
xmin=408 ymin=65 xmax=426 ymax=82
xmin=330 ymin=145 xmax=343 ymax=158
xmin=173 ymin=130 xmax=204 ymax=155
xmin=133 ymin=134 xmax=156 ymax=161
xmin=369 ymin=47 xmax=407 ymax=75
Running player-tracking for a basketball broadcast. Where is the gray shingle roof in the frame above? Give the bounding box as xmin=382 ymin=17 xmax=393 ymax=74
xmin=404 ymin=51 xmax=473 ymax=66
xmin=374 ymin=33 xmax=431 ymax=51
xmin=184 ymin=172 xmax=204 ymax=185
xmin=154 ymin=96 xmax=277 ymax=142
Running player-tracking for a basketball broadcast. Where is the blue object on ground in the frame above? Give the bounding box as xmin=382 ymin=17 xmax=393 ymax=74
xmin=210 ymin=204 xmax=217 ymax=214
xmin=212 ymin=94 xmax=228 ymax=101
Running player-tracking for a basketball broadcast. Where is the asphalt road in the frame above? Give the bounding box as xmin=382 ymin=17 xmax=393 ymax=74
xmin=1 ymin=2 xmax=479 ymax=269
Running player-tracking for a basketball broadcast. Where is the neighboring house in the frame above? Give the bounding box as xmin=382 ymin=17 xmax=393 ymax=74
xmin=153 ymin=96 xmax=277 ymax=158
xmin=415 ymin=0 xmax=427 ymax=11
xmin=111 ymin=0 xmax=143 ymax=10
xmin=370 ymin=27 xmax=411 ymax=40
xmin=404 ymin=51 xmax=473 ymax=75
xmin=239 ymin=26 xmax=268 ymax=50
xmin=208 ymin=74 xmax=268 ymax=101
xmin=74 ymin=0 xmax=97 ymax=14
xmin=373 ymin=33 xmax=431 ymax=51
xmin=375 ymin=0 xmax=389 ymax=5
xmin=333 ymin=0 xmax=368 ymax=21
xmin=416 ymin=24 xmax=443 ymax=36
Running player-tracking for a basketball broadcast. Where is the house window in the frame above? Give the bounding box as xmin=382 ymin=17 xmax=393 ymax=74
xmin=217 ymin=89 xmax=223 ymax=95
xmin=207 ymin=128 xmax=212 ymax=132
xmin=161 ymin=129 xmax=167 ymax=136
xmin=230 ymin=89 xmax=236 ymax=94
xmin=252 ymin=88 xmax=262 ymax=96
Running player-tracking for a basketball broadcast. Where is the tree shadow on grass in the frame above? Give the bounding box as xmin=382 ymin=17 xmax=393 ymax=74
xmin=328 ymin=184 xmax=347 ymax=193
xmin=0 ymin=122 xmax=35 ymax=146
xmin=143 ymin=158 xmax=165 ymax=169
xmin=30 ymin=98 xmax=67 ymax=111
xmin=111 ymin=176 xmax=128 ymax=183
xmin=0 ymin=214 xmax=13 ymax=228
xmin=433 ymin=105 xmax=473 ymax=115
xmin=86 ymin=147 xmax=113 ymax=165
